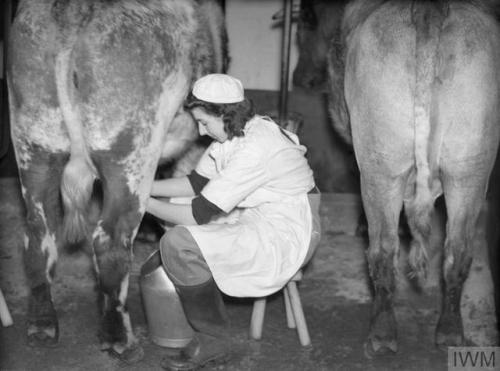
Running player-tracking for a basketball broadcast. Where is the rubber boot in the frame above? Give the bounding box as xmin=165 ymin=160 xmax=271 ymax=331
xmin=161 ymin=278 xmax=230 ymax=371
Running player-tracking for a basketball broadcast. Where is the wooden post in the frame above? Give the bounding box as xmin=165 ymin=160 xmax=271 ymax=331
xmin=0 ymin=288 xmax=13 ymax=327
xmin=1 ymin=0 xmax=13 ymax=160
xmin=278 ymin=0 xmax=293 ymax=126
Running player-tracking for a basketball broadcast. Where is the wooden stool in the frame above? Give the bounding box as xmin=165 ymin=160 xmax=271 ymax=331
xmin=249 ymin=271 xmax=311 ymax=347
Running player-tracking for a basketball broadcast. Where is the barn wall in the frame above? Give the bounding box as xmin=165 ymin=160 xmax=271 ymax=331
xmin=226 ymin=0 xmax=299 ymax=91
xmin=225 ymin=0 xmax=358 ymax=193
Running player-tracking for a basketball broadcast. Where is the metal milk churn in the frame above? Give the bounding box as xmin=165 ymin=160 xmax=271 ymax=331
xmin=140 ymin=250 xmax=194 ymax=348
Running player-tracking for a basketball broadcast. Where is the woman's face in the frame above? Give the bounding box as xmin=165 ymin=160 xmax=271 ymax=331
xmin=191 ymin=107 xmax=228 ymax=143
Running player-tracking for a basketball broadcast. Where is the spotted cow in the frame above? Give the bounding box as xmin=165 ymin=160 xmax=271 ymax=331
xmin=294 ymin=0 xmax=500 ymax=354
xmin=7 ymin=0 xmax=228 ymax=362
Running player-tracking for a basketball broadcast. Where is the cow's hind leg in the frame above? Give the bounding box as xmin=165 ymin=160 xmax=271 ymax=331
xmin=361 ymin=173 xmax=407 ymax=357
xmin=91 ymin=163 xmax=144 ymax=363
xmin=17 ymin=150 xmax=68 ymax=347
xmin=435 ymin=165 xmax=488 ymax=347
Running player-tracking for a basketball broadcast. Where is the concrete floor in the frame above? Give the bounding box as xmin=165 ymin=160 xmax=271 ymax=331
xmin=0 ymin=176 xmax=497 ymax=371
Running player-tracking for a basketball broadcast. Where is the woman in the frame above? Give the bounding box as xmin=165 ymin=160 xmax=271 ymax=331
xmin=146 ymin=73 xmax=321 ymax=371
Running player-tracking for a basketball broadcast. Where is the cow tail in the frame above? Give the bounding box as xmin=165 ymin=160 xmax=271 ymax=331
xmin=202 ymin=0 xmax=230 ymax=72
xmin=55 ymin=46 xmax=96 ymax=249
xmin=406 ymin=1 xmax=448 ymax=281
xmin=194 ymin=0 xmax=230 ymax=75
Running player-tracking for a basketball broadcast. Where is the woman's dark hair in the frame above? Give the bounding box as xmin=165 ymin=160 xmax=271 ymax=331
xmin=184 ymin=93 xmax=255 ymax=139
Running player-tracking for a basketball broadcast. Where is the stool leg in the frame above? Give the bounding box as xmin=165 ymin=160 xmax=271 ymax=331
xmin=250 ymin=298 xmax=266 ymax=340
xmin=287 ymin=281 xmax=311 ymax=347
xmin=0 ymin=288 xmax=13 ymax=327
xmin=283 ymin=287 xmax=296 ymax=328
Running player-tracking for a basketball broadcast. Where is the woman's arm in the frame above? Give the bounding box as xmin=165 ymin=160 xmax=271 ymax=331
xmin=150 ymin=176 xmax=195 ymax=198
xmin=146 ymin=197 xmax=197 ymax=225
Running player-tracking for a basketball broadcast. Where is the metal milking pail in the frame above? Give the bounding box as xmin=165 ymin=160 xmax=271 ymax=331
xmin=139 ymin=249 xmax=194 ymax=348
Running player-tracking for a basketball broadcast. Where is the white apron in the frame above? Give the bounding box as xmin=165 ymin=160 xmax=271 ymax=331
xmin=185 ymin=116 xmax=315 ymax=297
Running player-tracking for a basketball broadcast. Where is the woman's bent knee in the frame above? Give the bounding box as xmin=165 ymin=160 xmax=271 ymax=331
xmin=159 ymin=226 xmax=211 ymax=286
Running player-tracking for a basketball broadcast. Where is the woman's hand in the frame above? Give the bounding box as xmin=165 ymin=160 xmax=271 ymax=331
xmin=150 ymin=176 xmax=196 ymax=198
xmin=146 ymin=197 xmax=197 ymax=225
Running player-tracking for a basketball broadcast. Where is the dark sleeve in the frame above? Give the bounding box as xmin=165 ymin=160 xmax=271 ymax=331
xmin=187 ymin=170 xmax=210 ymax=195
xmin=192 ymin=195 xmax=224 ymax=225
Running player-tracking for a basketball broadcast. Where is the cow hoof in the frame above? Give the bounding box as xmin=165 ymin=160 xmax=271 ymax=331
xmin=27 ymin=319 xmax=59 ymax=348
xmin=102 ymin=343 xmax=144 ymax=364
xmin=365 ymin=309 xmax=397 ymax=358
xmin=364 ymin=337 xmax=398 ymax=359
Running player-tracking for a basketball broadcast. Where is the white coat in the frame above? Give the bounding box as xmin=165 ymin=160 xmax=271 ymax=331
xmin=184 ymin=115 xmax=316 ymax=297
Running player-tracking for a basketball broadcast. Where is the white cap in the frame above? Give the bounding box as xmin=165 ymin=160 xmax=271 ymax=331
xmin=192 ymin=74 xmax=244 ymax=104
